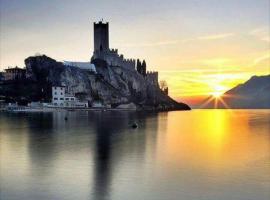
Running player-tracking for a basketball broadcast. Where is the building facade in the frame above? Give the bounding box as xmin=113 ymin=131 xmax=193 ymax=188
xmin=52 ymin=86 xmax=66 ymax=106
xmin=51 ymin=86 xmax=88 ymax=108
xmin=4 ymin=67 xmax=26 ymax=81
xmin=0 ymin=72 xmax=4 ymax=82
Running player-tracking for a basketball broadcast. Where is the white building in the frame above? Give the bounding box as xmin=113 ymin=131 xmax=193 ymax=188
xmin=52 ymin=86 xmax=66 ymax=106
xmin=52 ymin=86 xmax=88 ymax=108
xmin=63 ymin=61 xmax=97 ymax=73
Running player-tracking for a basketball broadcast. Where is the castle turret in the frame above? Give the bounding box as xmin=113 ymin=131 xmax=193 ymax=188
xmin=146 ymin=71 xmax=159 ymax=86
xmin=94 ymin=21 xmax=109 ymax=53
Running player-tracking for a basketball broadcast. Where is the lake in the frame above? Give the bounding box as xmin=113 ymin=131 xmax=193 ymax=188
xmin=0 ymin=110 xmax=269 ymax=200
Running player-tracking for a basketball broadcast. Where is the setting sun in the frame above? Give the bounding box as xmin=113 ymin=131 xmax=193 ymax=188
xmin=212 ymin=91 xmax=223 ymax=98
xmin=211 ymin=85 xmax=226 ymax=98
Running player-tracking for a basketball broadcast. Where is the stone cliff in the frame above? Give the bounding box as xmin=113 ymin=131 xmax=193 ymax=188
xmin=24 ymin=55 xmax=190 ymax=110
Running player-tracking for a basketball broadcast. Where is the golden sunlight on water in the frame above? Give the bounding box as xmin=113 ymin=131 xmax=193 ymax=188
xmin=153 ymin=110 xmax=270 ymax=199
xmin=159 ymin=110 xmax=269 ymax=166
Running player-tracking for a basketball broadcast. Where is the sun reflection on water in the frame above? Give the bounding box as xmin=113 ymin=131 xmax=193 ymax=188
xmin=156 ymin=110 xmax=270 ymax=172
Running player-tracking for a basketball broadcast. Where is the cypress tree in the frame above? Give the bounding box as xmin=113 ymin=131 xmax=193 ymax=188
xmin=142 ymin=60 xmax=146 ymax=76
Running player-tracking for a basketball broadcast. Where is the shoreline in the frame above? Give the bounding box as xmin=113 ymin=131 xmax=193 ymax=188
xmin=1 ymin=106 xmax=191 ymax=113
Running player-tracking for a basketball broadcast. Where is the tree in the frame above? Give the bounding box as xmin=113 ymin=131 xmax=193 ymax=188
xmin=159 ymin=80 xmax=169 ymax=95
xmin=159 ymin=80 xmax=168 ymax=90
xmin=136 ymin=59 xmax=142 ymax=74
xmin=141 ymin=60 xmax=146 ymax=76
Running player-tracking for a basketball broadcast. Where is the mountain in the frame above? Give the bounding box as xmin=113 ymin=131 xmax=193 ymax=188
xmin=0 ymin=55 xmax=190 ymax=111
xmin=199 ymin=75 xmax=270 ymax=109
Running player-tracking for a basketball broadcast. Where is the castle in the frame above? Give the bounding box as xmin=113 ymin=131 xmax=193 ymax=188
xmin=91 ymin=21 xmax=158 ymax=86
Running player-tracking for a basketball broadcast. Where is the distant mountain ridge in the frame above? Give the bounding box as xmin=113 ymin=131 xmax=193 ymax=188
xmin=199 ymin=74 xmax=270 ymax=109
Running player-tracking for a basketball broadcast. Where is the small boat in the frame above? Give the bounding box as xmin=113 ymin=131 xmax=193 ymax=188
xmin=131 ymin=122 xmax=138 ymax=129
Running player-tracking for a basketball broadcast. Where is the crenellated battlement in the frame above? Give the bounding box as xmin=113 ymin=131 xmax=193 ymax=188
xmin=110 ymin=48 xmax=118 ymax=54
xmin=146 ymin=71 xmax=158 ymax=86
xmin=146 ymin=71 xmax=158 ymax=75
xmin=94 ymin=21 xmax=109 ymax=25
xmin=92 ymin=47 xmax=136 ymax=70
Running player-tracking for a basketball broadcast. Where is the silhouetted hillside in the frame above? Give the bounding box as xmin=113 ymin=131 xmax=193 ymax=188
xmin=199 ymin=75 xmax=270 ymax=109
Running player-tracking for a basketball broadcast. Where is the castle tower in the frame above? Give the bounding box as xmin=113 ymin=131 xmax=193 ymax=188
xmin=94 ymin=21 xmax=109 ymax=52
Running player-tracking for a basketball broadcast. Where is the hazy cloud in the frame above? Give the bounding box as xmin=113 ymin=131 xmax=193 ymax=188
xmin=253 ymin=52 xmax=270 ymax=65
xmin=249 ymin=27 xmax=270 ymax=43
xmin=118 ymin=32 xmax=235 ymax=48
xmin=197 ymin=33 xmax=235 ymax=40
xmin=117 ymin=40 xmax=179 ymax=47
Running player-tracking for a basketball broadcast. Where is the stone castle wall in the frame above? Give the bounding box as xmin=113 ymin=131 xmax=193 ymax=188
xmin=92 ymin=48 xmax=136 ymax=70
xmin=146 ymin=71 xmax=158 ymax=86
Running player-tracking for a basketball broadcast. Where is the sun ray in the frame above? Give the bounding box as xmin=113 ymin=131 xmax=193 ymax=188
xmin=214 ymin=97 xmax=218 ymax=109
xmin=199 ymin=96 xmax=215 ymax=108
xmin=218 ymin=97 xmax=230 ymax=109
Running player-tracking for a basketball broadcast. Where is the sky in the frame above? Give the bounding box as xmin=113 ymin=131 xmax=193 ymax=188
xmin=0 ymin=0 xmax=269 ymax=103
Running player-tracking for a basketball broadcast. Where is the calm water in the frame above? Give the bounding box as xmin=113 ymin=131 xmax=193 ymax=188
xmin=0 ymin=110 xmax=269 ymax=200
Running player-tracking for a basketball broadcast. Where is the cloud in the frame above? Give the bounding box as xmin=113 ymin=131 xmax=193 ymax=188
xmin=253 ymin=53 xmax=270 ymax=65
xmin=250 ymin=27 xmax=267 ymax=34
xmin=200 ymin=58 xmax=232 ymax=66
xmin=249 ymin=27 xmax=270 ymax=43
xmin=117 ymin=40 xmax=179 ymax=47
xmin=197 ymin=33 xmax=235 ymax=40
xmin=261 ymin=37 xmax=270 ymax=42
xmin=117 ymin=32 xmax=235 ymax=47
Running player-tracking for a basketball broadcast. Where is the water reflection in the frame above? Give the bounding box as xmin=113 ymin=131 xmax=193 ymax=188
xmin=25 ymin=113 xmax=55 ymax=176
xmin=91 ymin=111 xmax=159 ymax=200
xmin=8 ymin=111 xmax=159 ymax=200
xmin=92 ymin=112 xmax=124 ymax=200
xmin=0 ymin=110 xmax=269 ymax=200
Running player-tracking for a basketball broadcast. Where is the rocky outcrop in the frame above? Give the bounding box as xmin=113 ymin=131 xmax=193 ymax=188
xmin=24 ymin=55 xmax=190 ymax=110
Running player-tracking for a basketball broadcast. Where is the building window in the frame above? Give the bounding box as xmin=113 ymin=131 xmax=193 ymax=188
xmin=61 ymin=92 xmax=63 ymax=95
xmin=54 ymin=87 xmax=57 ymax=90
xmin=54 ymin=98 xmax=58 ymax=100
xmin=71 ymin=98 xmax=74 ymax=101
xmin=60 ymin=98 xmax=64 ymax=100
xmin=65 ymin=98 xmax=69 ymax=100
